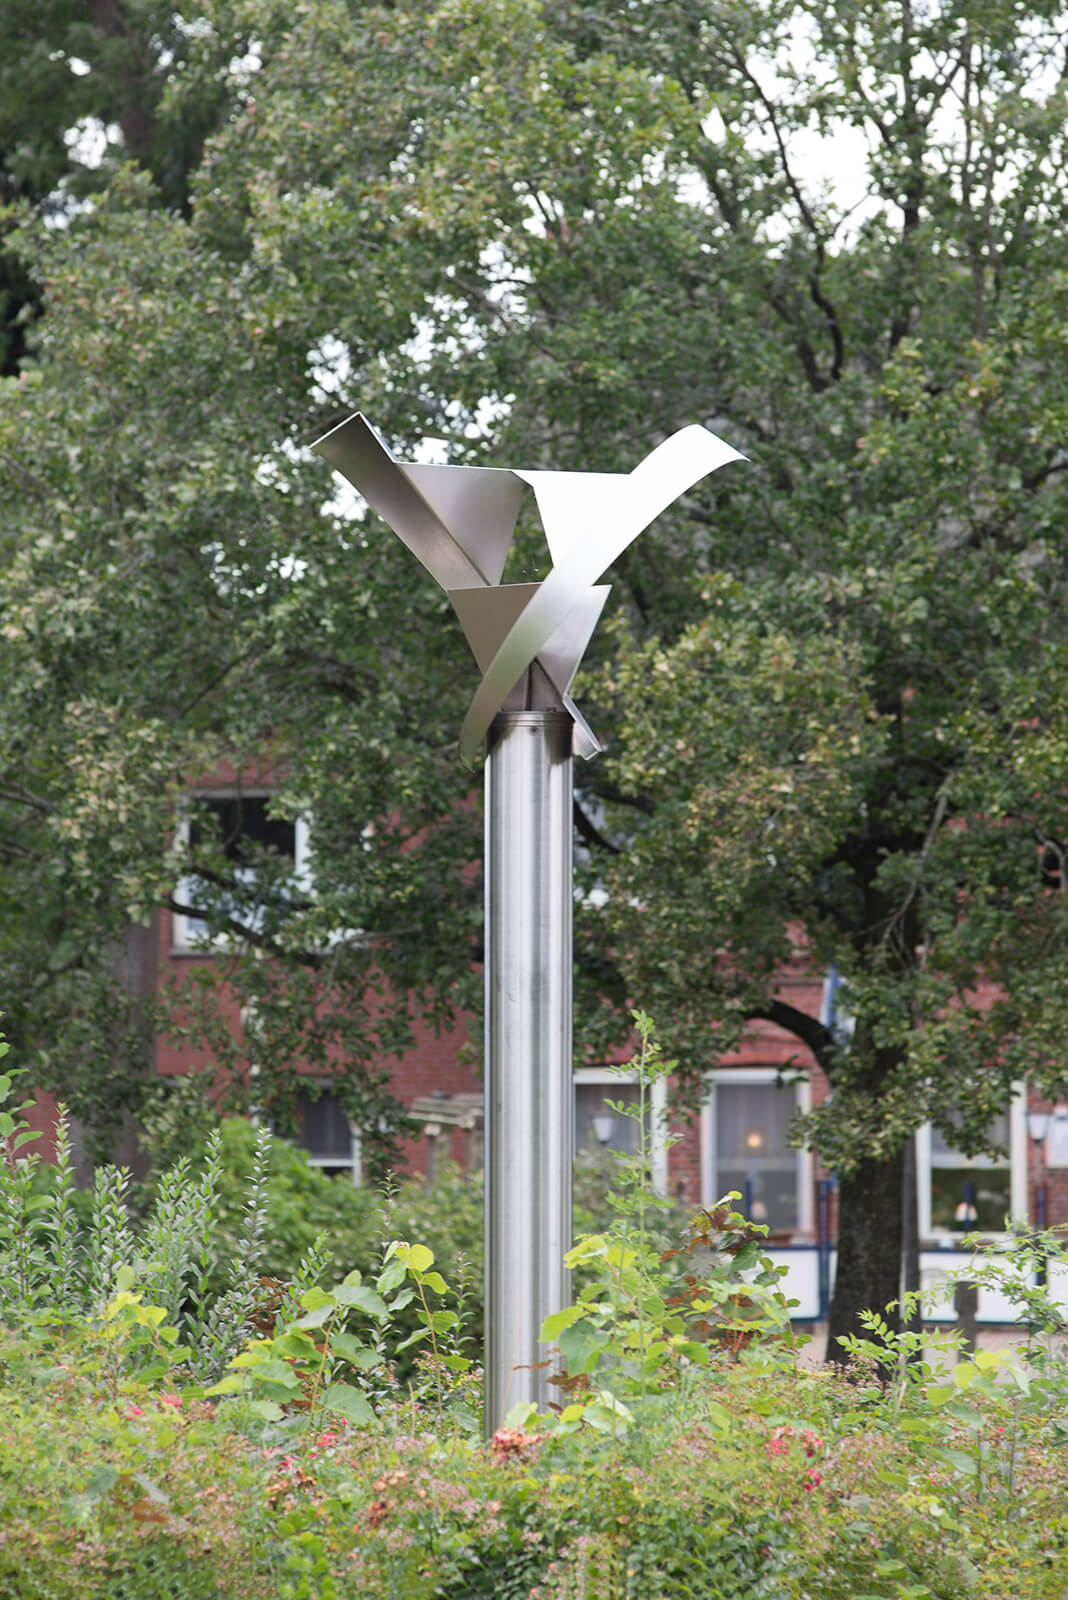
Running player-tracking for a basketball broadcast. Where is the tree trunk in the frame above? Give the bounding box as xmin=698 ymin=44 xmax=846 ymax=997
xmin=826 ymin=1145 xmax=905 ymax=1362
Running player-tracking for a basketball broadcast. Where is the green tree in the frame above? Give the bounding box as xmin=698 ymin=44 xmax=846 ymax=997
xmin=3 ymin=0 xmax=1068 ymax=1339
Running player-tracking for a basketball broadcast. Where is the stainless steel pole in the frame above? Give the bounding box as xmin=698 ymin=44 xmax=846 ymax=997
xmin=484 ymin=708 xmax=573 ymax=1434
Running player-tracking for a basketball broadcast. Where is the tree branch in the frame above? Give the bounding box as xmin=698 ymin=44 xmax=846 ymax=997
xmin=750 ymin=998 xmax=836 ymax=1074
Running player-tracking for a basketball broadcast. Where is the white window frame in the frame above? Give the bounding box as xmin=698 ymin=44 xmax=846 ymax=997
xmin=701 ymin=1068 xmax=813 ymax=1236
xmin=916 ymin=1086 xmax=1026 ymax=1239
xmin=171 ymin=790 xmax=311 ymax=952
xmin=573 ymin=1066 xmax=670 ymax=1196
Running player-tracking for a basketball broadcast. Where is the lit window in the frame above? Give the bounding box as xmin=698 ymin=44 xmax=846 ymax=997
xmin=702 ymin=1071 xmax=810 ymax=1233
xmin=917 ymin=1096 xmax=1025 ymax=1235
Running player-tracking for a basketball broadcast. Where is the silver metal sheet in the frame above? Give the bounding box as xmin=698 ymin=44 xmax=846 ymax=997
xmin=311 ymin=412 xmax=744 ymax=763
xmin=313 ymin=413 xmax=488 ymax=590
xmin=535 ymin=583 xmax=610 ymax=705
xmin=448 ymin=584 xmax=541 ymax=675
xmin=401 ymin=463 xmax=523 ymax=588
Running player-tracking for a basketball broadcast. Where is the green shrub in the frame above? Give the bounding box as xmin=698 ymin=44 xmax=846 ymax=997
xmin=7 ymin=1036 xmax=1068 ymax=1598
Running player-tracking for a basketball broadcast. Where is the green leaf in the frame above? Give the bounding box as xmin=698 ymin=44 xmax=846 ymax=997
xmin=406 ymin=1244 xmax=434 ymax=1273
xmin=299 ymin=1287 xmax=336 ymax=1314
xmin=322 ymin=1383 xmax=374 ymax=1426
xmin=79 ymin=1464 xmax=119 ymax=1501
xmin=583 ymin=1401 xmax=632 ymax=1434
xmin=132 ymin=1473 xmax=169 ymax=1505
xmin=558 ymin=1318 xmax=610 ymax=1376
xmin=333 ymin=1283 xmax=388 ymax=1319
xmin=502 ymin=1402 xmax=539 ymax=1431
xmin=204 ymin=1375 xmax=246 ymax=1396
xmin=540 ymin=1304 xmax=587 ymax=1342
xmin=375 ymin=1259 xmax=406 ymax=1297
xmin=249 ymin=1400 xmax=285 ymax=1421
xmin=271 ymin=1330 xmax=321 ymax=1359
xmin=245 ymin=1358 xmax=302 ymax=1389
xmin=933 ymin=1447 xmax=979 ymax=1477
xmin=292 ymin=1304 xmax=335 ymax=1330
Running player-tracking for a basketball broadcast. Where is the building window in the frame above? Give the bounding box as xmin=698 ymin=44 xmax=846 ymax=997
xmin=292 ymin=1086 xmax=362 ymax=1183
xmin=702 ymin=1070 xmax=811 ymax=1234
xmin=574 ymin=1068 xmax=669 ymax=1194
xmin=172 ymin=790 xmax=310 ymax=950
xmin=917 ymin=1094 xmax=1025 ymax=1236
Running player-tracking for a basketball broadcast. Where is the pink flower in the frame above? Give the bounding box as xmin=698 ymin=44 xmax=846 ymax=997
xmin=124 ymin=1405 xmax=145 ymax=1419
xmin=159 ymin=1392 xmax=182 ymax=1410
xmin=803 ymin=1468 xmax=822 ymax=1491
xmin=491 ymin=1428 xmax=541 ymax=1461
xmin=316 ymin=1430 xmax=339 ymax=1450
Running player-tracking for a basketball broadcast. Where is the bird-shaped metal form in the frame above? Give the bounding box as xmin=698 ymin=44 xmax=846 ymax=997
xmin=311 ymin=413 xmax=744 ymax=764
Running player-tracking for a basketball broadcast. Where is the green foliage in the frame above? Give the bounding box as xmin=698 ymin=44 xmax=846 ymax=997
xmin=534 ymin=1014 xmax=798 ymax=1439
xmin=208 ymin=1239 xmax=479 ymax=1437
xmin=4 ymin=0 xmax=1068 ymax=1340
xmin=5 ymin=1194 xmax=1068 ymax=1600
xmin=10 ymin=1329 xmax=1068 ymax=1598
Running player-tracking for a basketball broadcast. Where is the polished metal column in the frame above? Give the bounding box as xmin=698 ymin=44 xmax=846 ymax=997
xmin=484 ymin=709 xmax=573 ymax=1431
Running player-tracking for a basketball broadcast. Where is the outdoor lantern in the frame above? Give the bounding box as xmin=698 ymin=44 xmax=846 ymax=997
xmin=592 ymin=1113 xmax=616 ymax=1148
xmin=1028 ymin=1109 xmax=1052 ymax=1145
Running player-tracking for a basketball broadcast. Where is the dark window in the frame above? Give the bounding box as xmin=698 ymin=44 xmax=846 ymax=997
xmin=175 ymin=793 xmax=300 ymax=948
xmin=191 ymin=795 xmax=296 ymax=864
xmin=293 ymin=1089 xmax=359 ymax=1180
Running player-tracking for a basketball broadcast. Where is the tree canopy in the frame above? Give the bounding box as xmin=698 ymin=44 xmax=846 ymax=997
xmin=2 ymin=0 xmax=1068 ymax=1336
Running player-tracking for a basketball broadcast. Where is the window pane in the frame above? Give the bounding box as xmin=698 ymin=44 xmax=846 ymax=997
xmin=295 ymin=1090 xmax=353 ymax=1160
xmin=930 ymin=1167 xmax=1011 ymax=1232
xmin=575 ymin=1082 xmax=641 ymax=1155
xmin=930 ymin=1111 xmax=1009 ymax=1164
xmin=714 ymin=1082 xmax=798 ymax=1229
xmin=192 ymin=796 xmax=296 ymax=864
xmin=717 ymin=1165 xmax=800 ymax=1229
xmin=179 ymin=795 xmax=298 ymax=943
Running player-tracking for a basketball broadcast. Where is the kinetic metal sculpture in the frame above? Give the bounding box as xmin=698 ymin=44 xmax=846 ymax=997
xmin=312 ymin=412 xmax=742 ymax=1430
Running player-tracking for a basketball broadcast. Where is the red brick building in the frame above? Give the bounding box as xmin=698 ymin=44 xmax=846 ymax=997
xmin=25 ymin=777 xmax=1068 ymax=1327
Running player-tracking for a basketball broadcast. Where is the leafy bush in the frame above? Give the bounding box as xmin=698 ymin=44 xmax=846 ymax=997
xmin=7 ymin=1326 xmax=1068 ymax=1600
xmin=6 ymin=1036 xmax=1068 ymax=1597
xmin=205 ymin=1118 xmax=484 ymax=1365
